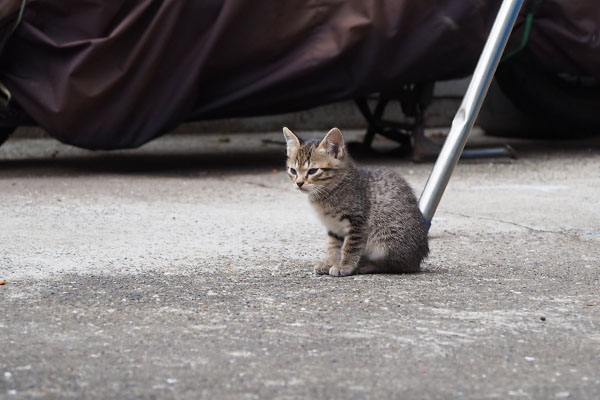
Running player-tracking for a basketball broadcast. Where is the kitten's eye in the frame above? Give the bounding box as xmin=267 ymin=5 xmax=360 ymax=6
xmin=307 ymin=168 xmax=319 ymax=175
xmin=289 ymin=168 xmax=297 ymax=175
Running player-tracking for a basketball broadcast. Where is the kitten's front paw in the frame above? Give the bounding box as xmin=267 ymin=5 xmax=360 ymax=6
xmin=313 ymin=262 xmax=332 ymax=275
xmin=329 ymin=264 xmax=356 ymax=277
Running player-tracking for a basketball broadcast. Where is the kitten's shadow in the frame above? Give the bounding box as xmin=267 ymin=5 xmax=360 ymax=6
xmin=307 ymin=267 xmax=443 ymax=278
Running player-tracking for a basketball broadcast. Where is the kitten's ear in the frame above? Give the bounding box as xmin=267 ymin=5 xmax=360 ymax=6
xmin=318 ymin=127 xmax=345 ymax=158
xmin=283 ymin=127 xmax=301 ymax=156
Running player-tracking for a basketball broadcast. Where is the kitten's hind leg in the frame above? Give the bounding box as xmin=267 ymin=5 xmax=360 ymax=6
xmin=357 ymin=258 xmax=387 ymax=274
xmin=357 ymin=262 xmax=380 ymax=274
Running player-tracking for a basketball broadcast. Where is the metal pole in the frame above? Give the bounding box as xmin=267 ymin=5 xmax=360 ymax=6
xmin=419 ymin=0 xmax=524 ymax=224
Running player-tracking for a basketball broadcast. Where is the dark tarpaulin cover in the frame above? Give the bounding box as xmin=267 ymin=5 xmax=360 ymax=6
xmin=0 ymin=0 xmax=599 ymax=149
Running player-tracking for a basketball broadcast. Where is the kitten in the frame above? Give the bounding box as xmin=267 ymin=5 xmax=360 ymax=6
xmin=283 ymin=127 xmax=429 ymax=277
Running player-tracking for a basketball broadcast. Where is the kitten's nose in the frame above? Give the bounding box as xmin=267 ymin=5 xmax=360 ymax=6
xmin=297 ymin=182 xmax=304 ymax=188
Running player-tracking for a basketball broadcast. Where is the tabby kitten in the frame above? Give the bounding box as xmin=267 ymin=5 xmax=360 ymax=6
xmin=283 ymin=127 xmax=429 ymax=276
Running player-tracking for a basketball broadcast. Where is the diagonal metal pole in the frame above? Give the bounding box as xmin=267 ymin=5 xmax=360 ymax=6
xmin=419 ymin=0 xmax=524 ymax=225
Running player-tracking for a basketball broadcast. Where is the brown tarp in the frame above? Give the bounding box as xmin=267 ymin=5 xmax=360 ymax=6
xmin=0 ymin=0 xmax=599 ymax=149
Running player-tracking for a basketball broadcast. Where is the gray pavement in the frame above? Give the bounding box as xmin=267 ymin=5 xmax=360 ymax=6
xmin=1 ymin=129 xmax=599 ymax=399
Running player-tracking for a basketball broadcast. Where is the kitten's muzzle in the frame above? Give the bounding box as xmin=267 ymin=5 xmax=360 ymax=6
xmin=296 ymin=182 xmax=304 ymax=188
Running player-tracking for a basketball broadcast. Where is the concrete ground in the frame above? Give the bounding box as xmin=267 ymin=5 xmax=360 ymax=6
xmin=1 ymin=129 xmax=599 ymax=399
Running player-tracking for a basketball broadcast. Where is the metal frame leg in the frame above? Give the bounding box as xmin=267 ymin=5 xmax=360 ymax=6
xmin=419 ymin=0 xmax=524 ymax=225
xmin=355 ymin=97 xmax=390 ymax=149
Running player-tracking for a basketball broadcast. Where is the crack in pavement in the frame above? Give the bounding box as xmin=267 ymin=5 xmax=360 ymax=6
xmin=443 ymin=211 xmax=569 ymax=234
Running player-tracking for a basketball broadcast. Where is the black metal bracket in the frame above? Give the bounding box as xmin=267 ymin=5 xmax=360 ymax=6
xmin=353 ymin=82 xmax=516 ymax=161
xmin=353 ymin=83 xmax=434 ymax=157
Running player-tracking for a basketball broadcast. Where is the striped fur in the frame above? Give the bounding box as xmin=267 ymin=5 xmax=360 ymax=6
xmin=284 ymin=127 xmax=429 ymax=277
